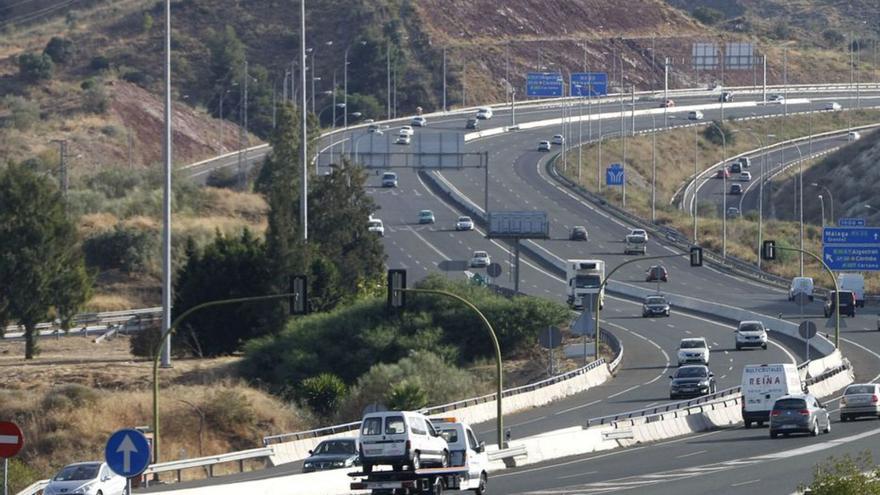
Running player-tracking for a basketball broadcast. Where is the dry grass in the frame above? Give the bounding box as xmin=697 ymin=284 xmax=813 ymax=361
xmin=86 ymin=293 xmax=142 ymax=312
xmin=0 ymin=335 xmax=311 ymax=483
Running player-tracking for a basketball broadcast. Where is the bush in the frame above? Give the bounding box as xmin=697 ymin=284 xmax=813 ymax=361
xmin=41 ymin=384 xmax=99 ymax=411
xmin=203 ymin=389 xmax=257 ymax=435
xmin=387 ymin=381 xmax=428 ymax=411
xmin=300 ymin=373 xmax=347 ymax=417
xmin=87 ymin=168 xmax=145 ymax=199
xmin=83 ymin=224 xmax=158 ymax=273
xmin=691 ymin=6 xmax=723 ymax=25
xmin=122 ymin=69 xmax=149 ymax=85
xmin=43 ymin=36 xmax=74 ymax=64
xmin=799 ymin=453 xmax=880 ymax=494
xmin=702 ymin=120 xmax=736 ymax=147
xmin=6 ymin=459 xmax=40 ymax=494
xmin=3 ymin=95 xmax=40 ymax=131
xmin=823 ymin=29 xmax=846 ymax=47
xmin=83 ymin=83 xmax=109 ymax=114
xmin=205 ymin=167 xmax=239 ymax=189
xmin=129 ymin=325 xmax=163 ymax=358
xmin=89 ymin=55 xmax=111 ymax=72
xmin=18 ymin=52 xmax=54 ymax=82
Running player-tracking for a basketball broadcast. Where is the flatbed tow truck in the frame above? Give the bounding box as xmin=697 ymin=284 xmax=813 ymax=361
xmin=349 ymin=466 xmax=474 ymax=494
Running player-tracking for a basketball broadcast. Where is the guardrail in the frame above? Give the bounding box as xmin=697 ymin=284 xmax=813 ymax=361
xmin=141 ymin=447 xmax=274 ymax=484
xmin=487 ymin=444 xmax=528 ymax=463
xmin=586 ymin=386 xmax=742 ymax=427
xmin=15 ymin=480 xmax=48 ymax=495
xmin=263 ymin=357 xmax=608 ymax=446
xmin=4 ymin=307 xmax=162 ymax=339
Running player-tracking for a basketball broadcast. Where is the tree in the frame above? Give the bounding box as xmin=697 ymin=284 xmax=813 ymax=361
xmin=18 ymin=52 xmax=53 ymax=82
xmin=300 ymin=373 xmax=347 ymax=417
xmin=692 ymin=6 xmax=723 ymax=25
xmin=0 ymin=164 xmax=89 ymax=358
xmin=52 ymin=262 xmax=92 ymax=333
xmin=173 ymin=230 xmax=276 ymax=356
xmin=799 ymin=453 xmax=880 ymax=494
xmin=43 ymin=36 xmax=74 ymax=64
xmin=387 ymin=381 xmax=428 ymax=411
xmin=702 ymin=120 xmax=736 ymax=147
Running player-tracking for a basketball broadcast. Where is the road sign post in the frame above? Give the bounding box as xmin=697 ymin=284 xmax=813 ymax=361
xmin=0 ymin=421 xmax=24 ymax=495
xmin=106 ymin=429 xmax=151 ymax=494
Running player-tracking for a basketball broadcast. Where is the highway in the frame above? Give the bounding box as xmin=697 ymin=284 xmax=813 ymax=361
xmin=131 ymin=88 xmax=880 ymax=494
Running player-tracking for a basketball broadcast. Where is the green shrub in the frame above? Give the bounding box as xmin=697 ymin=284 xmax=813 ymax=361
xmin=89 ymin=55 xmax=111 ymax=72
xmin=702 ymin=120 xmax=736 ymax=147
xmin=203 ymin=389 xmax=256 ymax=434
xmin=18 ymin=52 xmax=53 ymax=82
xmin=691 ymin=6 xmax=723 ymax=25
xmin=387 ymin=381 xmax=428 ymax=411
xmin=205 ymin=167 xmax=239 ymax=189
xmin=41 ymin=384 xmax=99 ymax=411
xmin=43 ymin=37 xmax=74 ymax=64
xmin=83 ymin=224 xmax=158 ymax=273
xmin=6 ymin=459 xmax=41 ymax=494
xmin=87 ymin=168 xmax=145 ymax=199
xmin=83 ymin=83 xmax=109 ymax=114
xmin=3 ymin=95 xmax=40 ymax=131
xmin=300 ymin=373 xmax=347 ymax=417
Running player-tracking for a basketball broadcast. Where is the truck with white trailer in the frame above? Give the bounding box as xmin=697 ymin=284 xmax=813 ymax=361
xmin=565 ymin=259 xmax=605 ymax=310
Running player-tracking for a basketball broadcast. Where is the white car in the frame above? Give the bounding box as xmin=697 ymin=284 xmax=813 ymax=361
xmin=537 ymin=141 xmax=551 ymax=151
xmin=470 ymin=250 xmax=491 ymax=268
xmin=367 ymin=124 xmax=382 ymax=133
xmin=825 ymin=102 xmax=842 ymax=111
xmin=551 ymin=134 xmax=565 ymax=145
xmin=735 ymin=320 xmax=768 ymax=350
xmin=359 ymin=411 xmax=449 ymax=472
xmin=628 ymin=228 xmax=648 ymax=242
xmin=768 ymin=94 xmax=785 ymax=104
xmin=688 ymin=110 xmax=704 ymax=120
xmin=789 ymin=276 xmax=814 ymax=302
xmin=848 ymin=131 xmax=861 ymax=142
xmin=476 ymin=107 xmax=493 ymax=120
xmin=431 ymin=418 xmax=488 ymax=491
xmin=368 ymin=218 xmax=385 ymax=237
xmin=411 ymin=116 xmax=427 ymax=127
xmin=44 ymin=462 xmax=126 ymax=495
xmin=456 ymin=215 xmax=474 ymax=231
xmin=677 ymin=337 xmax=709 ymax=366
xmin=739 ymin=171 xmax=752 ymax=182
xmin=399 ymin=125 xmax=414 ymax=136
xmin=396 ymin=134 xmax=411 ymax=145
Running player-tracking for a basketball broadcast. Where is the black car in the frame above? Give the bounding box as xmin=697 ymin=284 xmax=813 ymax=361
xmin=729 ymin=163 xmax=742 ymax=174
xmin=466 ymin=118 xmax=479 ymax=129
xmin=570 ymin=226 xmax=589 ymax=241
xmin=730 ymin=184 xmax=743 ymax=195
xmin=669 ymin=365 xmax=716 ymax=400
xmin=824 ymin=290 xmax=856 ymax=317
xmin=302 ymin=438 xmax=360 ymax=473
xmin=719 ymin=91 xmax=734 ymax=102
xmin=642 ymin=295 xmax=671 ymax=317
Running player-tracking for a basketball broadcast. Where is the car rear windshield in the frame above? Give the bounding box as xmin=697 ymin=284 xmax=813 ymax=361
xmin=845 ymin=385 xmax=876 ymax=395
xmin=385 ymin=416 xmax=406 ymax=434
xmin=739 ymin=323 xmax=763 ymax=332
xmin=774 ymin=398 xmax=807 ymax=410
xmin=680 ymin=340 xmax=705 ymax=349
xmin=54 ymin=464 xmax=100 ymax=481
xmin=361 ymin=417 xmax=382 ymax=436
xmin=676 ymin=367 xmax=707 ymax=378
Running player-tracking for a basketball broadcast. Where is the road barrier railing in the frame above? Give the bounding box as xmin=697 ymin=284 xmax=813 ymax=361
xmin=586 ymin=386 xmax=743 ymax=427
xmin=141 ymin=446 xmax=275 ymax=485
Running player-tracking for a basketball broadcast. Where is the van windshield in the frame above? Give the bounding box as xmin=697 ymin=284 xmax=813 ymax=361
xmin=574 ymin=275 xmax=601 ymax=289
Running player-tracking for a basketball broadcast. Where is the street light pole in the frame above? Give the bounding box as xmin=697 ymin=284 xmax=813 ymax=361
xmin=707 ymin=121 xmax=728 ymax=257
xmin=300 ymin=0 xmax=308 ymax=242
xmin=442 ymin=46 xmax=447 ymax=112
xmin=818 ymin=195 xmax=826 ymax=227
xmin=811 ymin=183 xmax=834 ymax=225
xmin=160 ymin=0 xmax=173 ymax=368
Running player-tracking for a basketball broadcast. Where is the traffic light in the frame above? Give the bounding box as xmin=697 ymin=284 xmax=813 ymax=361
xmin=762 ymin=240 xmax=776 ymax=261
xmin=387 ymin=269 xmax=407 ymax=309
xmin=689 ymin=246 xmax=703 ymax=267
xmin=290 ymin=275 xmax=308 ymax=315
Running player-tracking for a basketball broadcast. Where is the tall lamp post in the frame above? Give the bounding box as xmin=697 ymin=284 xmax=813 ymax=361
xmin=706 ymin=121 xmax=728 ymax=257
xmin=811 ymin=183 xmax=834 ymax=225
xmin=736 ymin=130 xmax=774 ymax=268
xmin=818 ymin=194 xmax=826 ymax=226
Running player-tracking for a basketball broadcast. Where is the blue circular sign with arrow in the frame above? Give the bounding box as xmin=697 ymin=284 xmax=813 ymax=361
xmin=105 ymin=429 xmax=151 ymax=478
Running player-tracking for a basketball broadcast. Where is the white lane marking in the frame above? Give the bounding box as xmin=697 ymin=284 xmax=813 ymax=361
xmin=608 ymin=385 xmax=640 ymax=399
xmin=559 ymin=471 xmax=599 ymax=480
xmin=676 ymin=450 xmax=708 ymax=459
xmin=667 ymin=324 xmax=675 ymax=328
xmin=554 ymin=399 xmax=603 ymax=416
xmin=732 ymin=479 xmax=761 ymax=487
xmin=840 ymin=336 xmax=880 ymax=383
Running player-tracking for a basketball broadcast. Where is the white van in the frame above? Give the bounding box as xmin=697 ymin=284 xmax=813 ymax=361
xmin=476 ymin=107 xmax=493 ymax=120
xmin=789 ymin=276 xmax=814 ymax=302
xmin=741 ymin=363 xmax=802 ymax=428
xmin=431 ymin=418 xmax=488 ymax=491
xmin=838 ymin=273 xmax=865 ymax=307
xmin=624 ymin=234 xmax=647 ymax=255
xmin=359 ymin=411 xmax=449 ymax=472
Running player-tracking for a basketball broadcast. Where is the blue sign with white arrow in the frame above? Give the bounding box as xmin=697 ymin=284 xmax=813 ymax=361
xmin=823 ymin=246 xmax=880 ymax=271
xmin=570 ymin=72 xmax=608 ymax=97
xmin=838 ymin=217 xmax=866 ymax=227
xmin=606 ymin=163 xmax=624 ymax=186
xmin=526 ymin=72 xmax=564 ymax=98
xmin=822 ymin=227 xmax=880 ymax=245
xmin=105 ymin=429 xmax=151 ymax=478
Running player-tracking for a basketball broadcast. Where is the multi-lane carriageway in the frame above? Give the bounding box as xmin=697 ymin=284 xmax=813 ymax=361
xmin=315 ymin=90 xmax=880 ymax=494
xmin=148 ymin=89 xmax=880 ymax=495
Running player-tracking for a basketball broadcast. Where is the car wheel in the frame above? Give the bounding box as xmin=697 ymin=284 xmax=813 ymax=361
xmin=440 ymin=450 xmax=449 ymax=468
xmin=666 ymin=310 xmax=671 ymax=317
xmin=809 ymin=296 xmax=814 ymax=302
xmin=711 ymin=384 xmax=717 ymax=394
xmin=823 ymin=420 xmax=831 ymax=434
xmin=363 ymin=463 xmax=373 ymax=473
xmin=744 ymin=420 xmax=752 ymax=429
xmin=736 ymin=344 xmax=741 ymax=351
xmin=411 ymin=451 xmax=421 ymax=471
xmin=841 ymin=414 xmax=848 ymax=422
xmin=811 ymin=421 xmax=819 ymax=437
xmin=757 ymin=421 xmax=764 ymax=427
xmin=770 ymin=430 xmax=777 ymax=438
xmin=474 ymin=473 xmax=488 ymax=495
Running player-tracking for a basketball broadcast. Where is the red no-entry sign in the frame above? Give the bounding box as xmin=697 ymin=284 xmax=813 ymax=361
xmin=0 ymin=422 xmax=24 ymax=458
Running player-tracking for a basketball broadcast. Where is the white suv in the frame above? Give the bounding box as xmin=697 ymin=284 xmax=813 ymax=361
xmin=677 ymin=337 xmax=709 ymax=366
xmin=735 ymin=320 xmax=768 ymax=350
xmin=359 ymin=411 xmax=449 ymax=472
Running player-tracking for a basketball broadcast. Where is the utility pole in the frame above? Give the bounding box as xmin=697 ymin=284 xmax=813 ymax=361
xmin=505 ymin=43 xmax=510 ymax=105
xmin=386 ymin=42 xmax=391 ymax=119
xmin=762 ymin=55 xmax=767 ymax=103
xmin=160 ymin=0 xmax=173 ymax=369
xmin=243 ymin=59 xmax=249 ymax=189
xmin=343 ymin=47 xmax=350 ymax=128
xmin=442 ymin=46 xmax=447 ymax=111
xmin=664 ymin=58 xmax=669 ymax=129
xmin=620 ymin=86 xmax=626 ymax=207
xmin=300 ymin=0 xmax=308 ymax=242
xmin=310 ymin=51 xmax=317 ymax=116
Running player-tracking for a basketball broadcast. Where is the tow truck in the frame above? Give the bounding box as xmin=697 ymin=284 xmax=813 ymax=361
xmin=350 ymin=417 xmax=488 ymax=494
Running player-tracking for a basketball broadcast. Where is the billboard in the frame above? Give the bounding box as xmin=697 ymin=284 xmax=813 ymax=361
xmin=692 ymin=42 xmax=719 ymax=70
xmin=346 ymin=132 xmax=468 ymax=169
xmin=488 ymin=211 xmax=550 ymax=239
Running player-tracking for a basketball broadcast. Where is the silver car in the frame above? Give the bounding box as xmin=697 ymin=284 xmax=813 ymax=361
xmin=840 ymin=383 xmax=880 ymax=421
xmin=769 ymin=394 xmax=830 ymax=438
xmin=44 ymin=462 xmax=126 ymax=495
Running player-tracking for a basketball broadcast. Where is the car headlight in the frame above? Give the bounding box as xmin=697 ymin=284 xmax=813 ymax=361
xmin=332 ymin=461 xmax=345 ymax=467
xmin=303 ymin=462 xmax=312 ymax=468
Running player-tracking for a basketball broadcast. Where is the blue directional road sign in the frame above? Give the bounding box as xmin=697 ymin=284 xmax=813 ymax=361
xmin=105 ymin=429 xmax=151 ymax=478
xmin=823 ymin=226 xmax=880 ymax=271
xmin=838 ymin=217 xmax=866 ymax=227
xmin=526 ymin=72 xmax=564 ymax=98
xmin=823 ymin=227 xmax=880 ymax=245
xmin=606 ymin=163 xmax=624 ymax=186
xmin=571 ymin=72 xmax=608 ymax=97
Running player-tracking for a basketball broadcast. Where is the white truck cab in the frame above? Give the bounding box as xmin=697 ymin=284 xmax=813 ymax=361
xmin=431 ymin=418 xmax=488 ymax=492
xmin=358 ymin=411 xmax=449 ymax=472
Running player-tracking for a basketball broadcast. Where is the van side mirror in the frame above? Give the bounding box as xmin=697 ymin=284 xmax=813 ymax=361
xmin=709 ymin=372 xmax=715 ymax=377
xmin=477 ymin=441 xmax=486 ymax=453
xmin=308 ymin=450 xmax=313 ymax=455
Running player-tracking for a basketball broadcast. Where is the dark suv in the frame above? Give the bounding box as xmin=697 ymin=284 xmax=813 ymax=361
xmin=824 ymin=290 xmax=856 ymax=317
